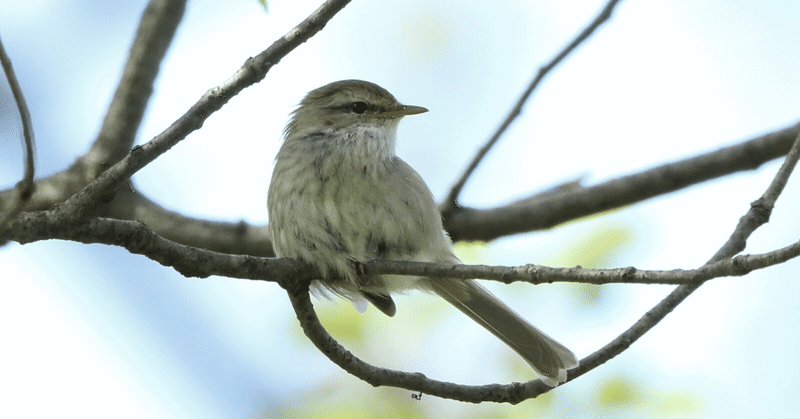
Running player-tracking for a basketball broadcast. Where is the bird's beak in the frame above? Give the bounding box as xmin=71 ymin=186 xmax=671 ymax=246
xmin=376 ymin=105 xmax=429 ymax=119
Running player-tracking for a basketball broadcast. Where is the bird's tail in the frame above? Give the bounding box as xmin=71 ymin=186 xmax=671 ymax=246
xmin=431 ymin=279 xmax=578 ymax=387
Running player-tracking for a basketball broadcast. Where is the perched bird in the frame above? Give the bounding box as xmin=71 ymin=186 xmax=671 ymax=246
xmin=268 ymin=80 xmax=578 ymax=386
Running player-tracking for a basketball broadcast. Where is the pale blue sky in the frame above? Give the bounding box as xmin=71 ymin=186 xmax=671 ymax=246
xmin=1 ymin=1 xmax=799 ymax=417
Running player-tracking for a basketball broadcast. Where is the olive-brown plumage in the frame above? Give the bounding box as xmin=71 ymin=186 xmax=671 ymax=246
xmin=268 ymin=80 xmax=578 ymax=386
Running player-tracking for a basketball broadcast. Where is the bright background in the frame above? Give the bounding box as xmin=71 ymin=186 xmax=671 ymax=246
xmin=1 ymin=0 xmax=799 ymax=418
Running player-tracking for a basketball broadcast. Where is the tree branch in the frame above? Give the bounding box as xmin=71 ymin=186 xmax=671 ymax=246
xmin=1 ymin=0 xmax=797 ymax=403
xmin=97 ymin=185 xmax=273 ymax=256
xmin=0 ymin=0 xmax=185 ymax=217
xmin=5 ymin=211 xmax=297 ymax=280
xmin=0 ymin=34 xmax=36 ymax=230
xmin=569 ymin=128 xmax=800 ymax=384
xmin=442 ymin=0 xmax=624 ymax=213
xmin=5 ymin=205 xmax=798 ymax=287
xmin=366 ymin=241 xmax=800 ymax=286
xmin=444 ymin=121 xmax=800 ymax=242
xmin=284 ymin=277 xmax=554 ymax=404
xmin=0 ymin=0 xmax=353 ymax=225
xmin=53 ymin=0 xmax=352 ymax=220
xmin=84 ymin=0 xmax=187 ymax=169
xmin=5 ymin=150 xmax=797 ymax=403
xmin=285 ymin=129 xmax=800 ymax=403
xmin=4 ymin=119 xmax=789 ymax=257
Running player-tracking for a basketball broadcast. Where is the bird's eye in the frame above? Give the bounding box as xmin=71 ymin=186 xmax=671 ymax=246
xmin=351 ymin=102 xmax=368 ymax=114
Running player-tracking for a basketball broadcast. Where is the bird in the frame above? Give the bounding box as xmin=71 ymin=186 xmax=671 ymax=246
xmin=267 ymin=79 xmax=578 ymax=386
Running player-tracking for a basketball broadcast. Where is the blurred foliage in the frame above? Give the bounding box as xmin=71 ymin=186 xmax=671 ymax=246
xmin=550 ymin=224 xmax=636 ymax=306
xmin=317 ymin=299 xmax=370 ymax=346
xmin=596 ymin=376 xmax=701 ymax=417
xmin=453 ymin=240 xmax=491 ymax=264
xmin=598 ymin=376 xmax=640 ymax=407
xmin=274 ymin=221 xmax=704 ymax=418
xmin=270 ymin=385 xmax=424 ymax=419
xmin=558 ymin=225 xmax=635 ymax=269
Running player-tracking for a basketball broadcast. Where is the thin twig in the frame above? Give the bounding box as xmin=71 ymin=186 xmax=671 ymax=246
xmin=366 ymin=240 xmax=800 ymax=285
xmin=99 ymin=190 xmax=274 ymax=256
xmin=4 ymin=184 xmax=798 ymax=404
xmin=286 ymin=129 xmax=800 ymax=403
xmin=85 ymin=0 xmax=187 ymax=168
xmin=0 ymin=0 xmax=186 ymax=217
xmin=442 ymin=0 xmax=624 ymax=213
xmin=1 ymin=114 xmax=795 ymax=254
xmin=0 ymin=34 xmax=36 ymax=229
xmin=5 ymin=208 xmax=798 ymax=288
xmin=54 ymin=0 xmax=353 ymax=220
xmin=285 ymin=277 xmax=553 ymax=404
xmin=445 ymin=121 xmax=800 ymax=242
xmin=569 ymin=129 xmax=800 ymax=384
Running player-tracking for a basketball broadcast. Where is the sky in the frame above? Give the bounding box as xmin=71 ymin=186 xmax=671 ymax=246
xmin=1 ymin=0 xmax=799 ymax=418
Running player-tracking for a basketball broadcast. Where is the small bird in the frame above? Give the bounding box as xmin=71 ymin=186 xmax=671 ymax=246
xmin=268 ymin=80 xmax=578 ymax=386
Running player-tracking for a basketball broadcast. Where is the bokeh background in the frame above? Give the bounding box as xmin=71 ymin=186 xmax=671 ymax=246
xmin=1 ymin=0 xmax=799 ymax=417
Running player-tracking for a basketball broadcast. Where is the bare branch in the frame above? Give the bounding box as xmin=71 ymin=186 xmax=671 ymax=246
xmin=0 ymin=0 xmax=353 ymax=222
xmin=710 ymin=127 xmax=800 ymax=262
xmin=445 ymin=121 xmax=800 ymax=242
xmin=84 ymin=0 xmax=187 ymax=169
xmin=98 ymin=186 xmax=273 ymax=256
xmin=6 ymin=211 xmax=295 ymax=280
xmin=54 ymin=0 xmax=352 ymax=220
xmin=365 ymin=240 xmax=800 ymax=285
xmin=569 ymin=129 xmax=800 ymax=384
xmin=0 ymin=0 xmax=796 ymax=402
xmin=2 ymin=115 xmax=796 ymax=258
xmin=6 ymin=202 xmax=797 ymax=291
xmin=4 ymin=119 xmax=785 ymax=258
xmin=290 ymin=129 xmax=800 ymax=402
xmin=5 ymin=179 xmax=796 ymax=404
xmin=0 ymin=0 xmax=185 ymax=219
xmin=285 ymin=277 xmax=554 ymax=404
xmin=0 ymin=34 xmax=36 ymax=230
xmin=442 ymin=0 xmax=624 ymax=213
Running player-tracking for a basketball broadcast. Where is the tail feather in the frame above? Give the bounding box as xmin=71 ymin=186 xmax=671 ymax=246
xmin=431 ymin=279 xmax=578 ymax=387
